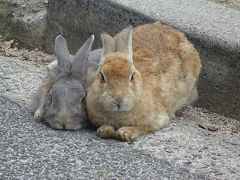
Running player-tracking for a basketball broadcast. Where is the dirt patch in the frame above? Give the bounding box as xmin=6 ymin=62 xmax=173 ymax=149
xmin=0 ymin=37 xmax=54 ymax=65
xmin=0 ymin=0 xmax=48 ymax=52
xmin=210 ymin=0 xmax=240 ymax=11
xmin=179 ymin=106 xmax=240 ymax=134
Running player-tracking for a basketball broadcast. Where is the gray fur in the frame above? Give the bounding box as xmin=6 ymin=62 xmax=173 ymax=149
xmin=43 ymin=77 xmax=87 ymax=130
xmin=55 ymin=35 xmax=72 ymax=74
xmin=31 ymin=35 xmax=102 ymax=130
xmin=71 ymin=35 xmax=95 ymax=85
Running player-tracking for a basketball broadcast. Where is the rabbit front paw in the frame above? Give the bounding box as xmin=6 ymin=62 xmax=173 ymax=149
xmin=97 ymin=125 xmax=115 ymax=139
xmin=33 ymin=109 xmax=43 ymax=121
xmin=115 ymin=127 xmax=138 ymax=141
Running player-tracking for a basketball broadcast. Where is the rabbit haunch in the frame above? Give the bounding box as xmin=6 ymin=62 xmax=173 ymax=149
xmin=30 ymin=35 xmax=102 ymax=130
xmin=86 ymin=22 xmax=201 ymax=141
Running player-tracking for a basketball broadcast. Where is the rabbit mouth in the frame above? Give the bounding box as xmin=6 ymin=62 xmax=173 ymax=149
xmin=45 ymin=118 xmax=84 ymax=130
xmin=43 ymin=112 xmax=87 ymax=130
xmin=106 ymin=101 xmax=133 ymax=112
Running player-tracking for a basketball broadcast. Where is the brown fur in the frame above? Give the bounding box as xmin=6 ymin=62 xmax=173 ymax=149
xmin=86 ymin=22 xmax=201 ymax=141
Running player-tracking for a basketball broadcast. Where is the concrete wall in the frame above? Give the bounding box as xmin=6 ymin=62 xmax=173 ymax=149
xmin=0 ymin=0 xmax=47 ymax=50
xmin=46 ymin=0 xmax=152 ymax=53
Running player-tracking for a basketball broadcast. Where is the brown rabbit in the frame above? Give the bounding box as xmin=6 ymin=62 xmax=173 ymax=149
xmin=86 ymin=22 xmax=201 ymax=141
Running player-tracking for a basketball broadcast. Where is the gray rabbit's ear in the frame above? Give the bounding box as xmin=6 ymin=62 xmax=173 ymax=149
xmin=71 ymin=35 xmax=94 ymax=79
xmin=115 ymin=26 xmax=133 ymax=61
xmin=55 ymin=35 xmax=71 ymax=73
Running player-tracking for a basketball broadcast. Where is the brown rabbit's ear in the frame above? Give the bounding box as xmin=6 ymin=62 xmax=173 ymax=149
xmin=100 ymin=27 xmax=133 ymax=64
xmin=101 ymin=33 xmax=115 ymax=56
xmin=115 ymin=26 xmax=133 ymax=59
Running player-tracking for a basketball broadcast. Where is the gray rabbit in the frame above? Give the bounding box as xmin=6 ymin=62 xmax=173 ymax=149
xmin=30 ymin=35 xmax=102 ymax=130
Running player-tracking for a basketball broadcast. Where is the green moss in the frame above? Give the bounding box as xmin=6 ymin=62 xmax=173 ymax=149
xmin=0 ymin=2 xmax=12 ymax=35
xmin=210 ymin=0 xmax=240 ymax=11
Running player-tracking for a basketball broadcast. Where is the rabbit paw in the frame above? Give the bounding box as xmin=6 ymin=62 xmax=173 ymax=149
xmin=115 ymin=127 xmax=137 ymax=141
xmin=33 ymin=109 xmax=43 ymax=122
xmin=97 ymin=125 xmax=115 ymax=139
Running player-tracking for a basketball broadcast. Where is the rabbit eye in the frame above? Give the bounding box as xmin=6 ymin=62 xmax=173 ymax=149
xmin=130 ymin=72 xmax=135 ymax=83
xmin=99 ymin=72 xmax=106 ymax=83
xmin=49 ymin=114 xmax=56 ymax=118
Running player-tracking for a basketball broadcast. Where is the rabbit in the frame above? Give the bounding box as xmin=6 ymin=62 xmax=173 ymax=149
xmin=30 ymin=35 xmax=102 ymax=130
xmin=86 ymin=21 xmax=201 ymax=141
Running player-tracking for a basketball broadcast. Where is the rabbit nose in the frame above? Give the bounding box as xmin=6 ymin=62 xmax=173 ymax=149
xmin=50 ymin=121 xmax=64 ymax=130
xmin=114 ymin=97 xmax=123 ymax=108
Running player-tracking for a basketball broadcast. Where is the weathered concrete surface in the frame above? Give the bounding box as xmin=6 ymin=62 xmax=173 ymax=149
xmin=1 ymin=55 xmax=240 ymax=179
xmin=0 ymin=0 xmax=47 ymax=50
xmin=46 ymin=0 xmax=240 ymax=120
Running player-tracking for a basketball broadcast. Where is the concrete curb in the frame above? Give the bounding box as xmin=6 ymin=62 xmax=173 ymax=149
xmin=46 ymin=0 xmax=240 ymax=120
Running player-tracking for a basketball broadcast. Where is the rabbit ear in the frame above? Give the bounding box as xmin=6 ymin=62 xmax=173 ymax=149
xmin=55 ymin=35 xmax=71 ymax=74
xmin=101 ymin=33 xmax=115 ymax=55
xmin=71 ymin=35 xmax=94 ymax=81
xmin=115 ymin=26 xmax=133 ymax=61
xmin=100 ymin=27 xmax=133 ymax=64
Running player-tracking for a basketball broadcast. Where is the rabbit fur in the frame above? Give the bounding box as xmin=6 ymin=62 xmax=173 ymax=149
xmin=30 ymin=35 xmax=102 ymax=130
xmin=86 ymin=22 xmax=201 ymax=141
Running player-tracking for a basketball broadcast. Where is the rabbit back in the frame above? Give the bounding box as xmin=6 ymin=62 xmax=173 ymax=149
xmin=132 ymin=22 xmax=201 ymax=114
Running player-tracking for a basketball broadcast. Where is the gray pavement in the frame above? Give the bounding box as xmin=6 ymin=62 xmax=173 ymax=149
xmin=1 ymin=55 xmax=240 ymax=179
xmin=0 ymin=97 xmax=206 ymax=179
